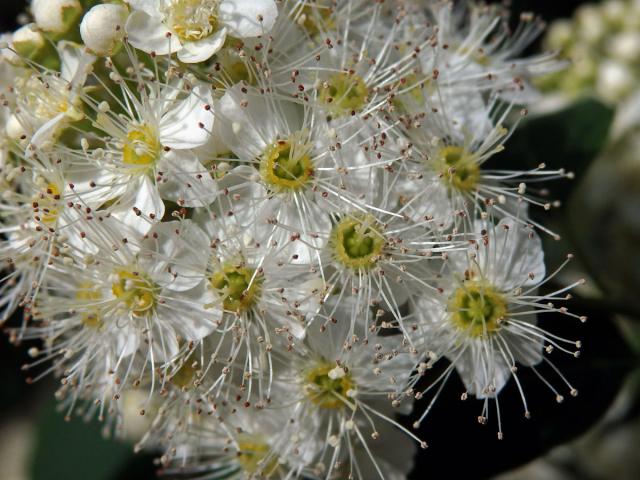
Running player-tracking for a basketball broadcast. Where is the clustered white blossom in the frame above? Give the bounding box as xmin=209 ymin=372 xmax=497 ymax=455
xmin=0 ymin=1 xmax=585 ymax=479
xmin=542 ymin=0 xmax=640 ymax=104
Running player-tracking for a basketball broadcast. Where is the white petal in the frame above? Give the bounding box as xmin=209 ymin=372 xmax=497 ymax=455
xmin=485 ymin=218 xmax=546 ymax=290
xmin=217 ymin=85 xmax=271 ymax=159
xmin=159 ymin=83 xmax=214 ymax=149
xmin=158 ymin=150 xmax=218 ymax=207
xmin=454 ymin=344 xmax=511 ymax=398
xmin=219 ymin=0 xmax=278 ymax=38
xmin=127 ymin=0 xmax=162 ymax=17
xmin=125 ymin=10 xmax=180 ymax=55
xmin=150 ymin=321 xmax=180 ymax=362
xmin=159 ymin=284 xmax=221 ymax=341
xmin=29 ymin=112 xmax=66 ymax=148
xmin=142 ymin=220 xmax=210 ymax=291
xmin=115 ymin=325 xmax=140 ymax=358
xmin=58 ymin=40 xmax=95 ymax=85
xmin=176 ymin=29 xmax=226 ymax=63
xmin=113 ymin=175 xmax=165 ymax=235
xmin=506 ymin=313 xmax=544 ymax=367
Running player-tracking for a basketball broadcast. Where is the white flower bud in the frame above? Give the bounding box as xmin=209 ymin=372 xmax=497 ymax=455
xmin=545 ymin=20 xmax=573 ymax=50
xmin=608 ymin=32 xmax=640 ymax=63
xmin=597 ymin=60 xmax=634 ymax=103
xmin=576 ymin=5 xmax=606 ymax=43
xmin=602 ymin=0 xmax=626 ymax=23
xmin=32 ymin=0 xmax=82 ymax=34
xmin=80 ymin=4 xmax=128 ymax=56
xmin=11 ymin=23 xmax=45 ymax=56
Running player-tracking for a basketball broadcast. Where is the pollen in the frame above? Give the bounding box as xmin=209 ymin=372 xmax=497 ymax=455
xmin=111 ymin=270 xmax=159 ymax=317
xmin=260 ymin=135 xmax=314 ymax=192
xmin=210 ymin=264 xmax=263 ymax=313
xmin=304 ymin=362 xmax=355 ymax=409
xmin=318 ymin=72 xmax=369 ymax=116
xmin=330 ymin=216 xmax=385 ymax=270
xmin=435 ymin=145 xmax=481 ymax=192
xmin=448 ymin=281 xmax=508 ymax=337
xmin=122 ymin=123 xmax=161 ymax=168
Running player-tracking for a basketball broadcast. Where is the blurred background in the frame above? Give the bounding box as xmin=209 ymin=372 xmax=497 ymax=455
xmin=2 ymin=1 xmax=640 ymax=479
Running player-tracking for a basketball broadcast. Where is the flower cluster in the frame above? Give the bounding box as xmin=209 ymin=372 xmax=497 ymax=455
xmin=541 ymin=0 xmax=640 ymax=104
xmin=0 ymin=1 xmax=584 ymax=479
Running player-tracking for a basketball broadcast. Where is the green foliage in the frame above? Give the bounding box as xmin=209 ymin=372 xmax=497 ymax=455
xmin=501 ymin=98 xmax=615 ymax=202
xmin=30 ymin=401 xmax=133 ymax=480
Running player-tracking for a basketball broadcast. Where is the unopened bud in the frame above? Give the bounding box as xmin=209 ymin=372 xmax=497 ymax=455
xmin=32 ymin=0 xmax=82 ymax=35
xmin=80 ymin=4 xmax=128 ymax=56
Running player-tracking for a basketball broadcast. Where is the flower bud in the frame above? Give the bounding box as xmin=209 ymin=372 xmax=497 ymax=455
xmin=32 ymin=0 xmax=82 ymax=35
xmin=11 ymin=23 xmax=60 ymax=69
xmin=597 ymin=60 xmax=634 ymax=103
xmin=80 ymin=4 xmax=128 ymax=56
xmin=11 ymin=23 xmax=45 ymax=57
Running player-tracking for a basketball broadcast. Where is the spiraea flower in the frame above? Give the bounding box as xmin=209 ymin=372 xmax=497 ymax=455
xmin=267 ymin=300 xmax=425 ymax=478
xmin=125 ymin=0 xmax=279 ymax=63
xmin=18 ymin=218 xmax=221 ymax=416
xmin=5 ymin=40 xmax=95 ymax=147
xmin=0 ymin=1 xmax=587 ymax=479
xmin=58 ymin=52 xmax=217 ymax=233
xmin=408 ymin=218 xmax=584 ymax=438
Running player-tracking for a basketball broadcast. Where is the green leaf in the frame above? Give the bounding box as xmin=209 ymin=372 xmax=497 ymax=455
xmin=30 ymin=400 xmax=134 ymax=480
xmin=499 ymin=98 xmax=615 ymax=202
xmin=566 ymin=154 xmax=640 ymax=319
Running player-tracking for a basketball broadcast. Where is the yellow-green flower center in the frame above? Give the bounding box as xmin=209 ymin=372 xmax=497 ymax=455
xmin=210 ymin=264 xmax=263 ymax=313
xmin=304 ymin=362 xmax=354 ymax=409
xmin=448 ymin=282 xmax=508 ymax=337
xmin=122 ymin=124 xmax=161 ymax=168
xmin=435 ymin=145 xmax=481 ymax=192
xmin=260 ymin=137 xmax=314 ymax=192
xmin=331 ymin=216 xmax=385 ymax=270
xmin=318 ymin=72 xmax=369 ymax=116
xmin=237 ymin=436 xmax=279 ymax=477
xmin=164 ymin=0 xmax=220 ymax=42
xmin=111 ymin=270 xmax=159 ymax=317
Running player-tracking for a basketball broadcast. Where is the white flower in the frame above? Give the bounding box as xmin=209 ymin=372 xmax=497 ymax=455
xmin=80 ymin=4 xmax=129 ymax=56
xmin=173 ymin=208 xmax=325 ymax=402
xmin=394 ymin=104 xmax=570 ymax=238
xmin=0 ymin=152 xmax=83 ymax=322
xmin=269 ymin=300 xmax=425 ymax=478
xmin=7 ymin=41 xmax=95 ymax=147
xmin=409 ymin=218 xmax=583 ymax=436
xmin=125 ymin=0 xmax=279 ymax=63
xmin=215 ymin=84 xmax=379 ymax=264
xmin=19 ymin=219 xmax=221 ymax=406
xmin=0 ymin=0 xmax=588 ymax=472
xmin=157 ymin=398 xmax=323 ymax=479
xmin=67 ymin=63 xmax=216 ymax=233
